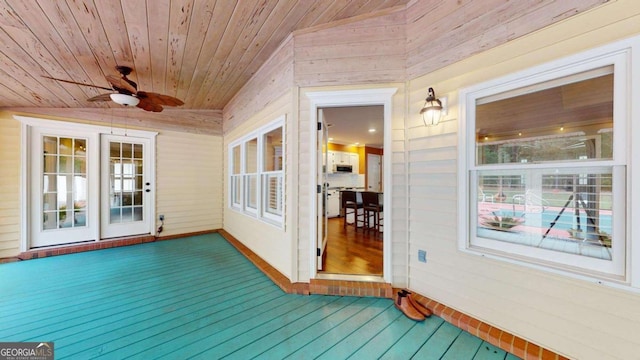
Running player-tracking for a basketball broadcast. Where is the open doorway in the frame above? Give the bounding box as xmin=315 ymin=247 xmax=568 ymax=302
xmin=307 ymin=88 xmax=396 ymax=282
xmin=320 ymin=106 xmax=384 ymax=276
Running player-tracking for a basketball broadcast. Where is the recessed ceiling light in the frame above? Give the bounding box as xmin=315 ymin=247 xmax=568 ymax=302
xmin=368 ymin=128 xmax=376 ymax=133
xmin=328 ymin=137 xmax=334 ymax=141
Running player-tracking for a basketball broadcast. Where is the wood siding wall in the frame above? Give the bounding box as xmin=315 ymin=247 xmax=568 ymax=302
xmin=0 ymin=114 xmax=21 ymax=258
xmin=406 ymin=2 xmax=640 ymax=359
xmin=293 ymin=10 xmax=406 ymax=87
xmin=223 ymin=91 xmax=293 ymax=280
xmin=223 ymin=37 xmax=294 ymax=135
xmin=156 ymin=130 xmax=223 ymax=237
xmin=405 ymin=0 xmax=608 ymax=79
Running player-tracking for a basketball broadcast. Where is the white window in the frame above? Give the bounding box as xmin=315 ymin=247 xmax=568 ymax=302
xmin=458 ymin=38 xmax=638 ymax=282
xmin=229 ymin=117 xmax=285 ymax=226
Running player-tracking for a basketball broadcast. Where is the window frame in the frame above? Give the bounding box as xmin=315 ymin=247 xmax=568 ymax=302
xmin=228 ymin=116 xmax=285 ymax=227
xmin=458 ymin=37 xmax=638 ymax=285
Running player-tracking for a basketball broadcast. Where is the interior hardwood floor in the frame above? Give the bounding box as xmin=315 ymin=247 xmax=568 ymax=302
xmin=321 ymin=217 xmax=383 ymax=276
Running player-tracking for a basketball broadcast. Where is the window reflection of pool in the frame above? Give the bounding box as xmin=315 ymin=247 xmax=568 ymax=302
xmin=477 ymin=207 xmax=613 ymax=260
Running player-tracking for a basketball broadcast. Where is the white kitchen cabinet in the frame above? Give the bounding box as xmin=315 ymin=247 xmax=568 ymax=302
xmin=327 ymin=190 xmax=340 ymax=217
xmin=327 ymin=150 xmax=359 ymax=173
xmin=349 ymin=153 xmax=359 ymax=174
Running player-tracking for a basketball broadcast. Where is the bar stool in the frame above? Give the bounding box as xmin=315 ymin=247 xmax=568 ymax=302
xmin=341 ymin=191 xmax=364 ymax=229
xmin=361 ymin=191 xmax=383 ymax=234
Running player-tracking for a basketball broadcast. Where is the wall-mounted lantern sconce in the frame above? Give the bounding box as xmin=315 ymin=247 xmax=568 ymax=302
xmin=420 ymin=87 xmax=443 ymax=126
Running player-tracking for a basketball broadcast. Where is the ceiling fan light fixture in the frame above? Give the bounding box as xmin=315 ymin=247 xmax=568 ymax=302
xmin=110 ymin=93 xmax=139 ymax=107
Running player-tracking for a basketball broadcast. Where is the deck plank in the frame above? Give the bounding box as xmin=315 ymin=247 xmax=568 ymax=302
xmin=282 ymin=297 xmax=392 ymax=359
xmin=222 ymin=296 xmax=360 ymax=359
xmin=346 ymin=311 xmax=418 ymax=359
xmin=194 ymin=295 xmax=347 ymax=358
xmin=379 ymin=316 xmax=446 ymax=359
xmin=473 ymin=341 xmax=510 ymax=360
xmin=150 ymin=295 xmax=334 ymax=359
xmin=441 ymin=330 xmax=484 ymax=360
xmin=0 ymin=234 xmax=516 ymax=360
xmin=316 ymin=304 xmax=404 ymax=359
xmin=254 ymin=297 xmax=377 ymax=359
xmin=412 ymin=321 xmax=463 ymax=359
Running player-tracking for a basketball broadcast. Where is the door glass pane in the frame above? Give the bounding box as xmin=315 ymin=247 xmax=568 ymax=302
xmin=122 ymin=143 xmax=133 ymax=158
xmin=109 ymin=141 xmax=144 ymax=224
xmin=41 ymin=136 xmax=88 ymax=230
xmin=59 ymin=138 xmax=73 ymax=155
xmin=74 ymin=157 xmax=86 ymax=173
xmin=43 ymin=155 xmax=57 ymax=173
xmin=74 ymin=139 xmax=86 ymax=155
xmin=59 ymin=156 xmax=72 ymax=173
xmin=133 ymin=207 xmax=143 ymax=221
xmin=43 ymin=136 xmax=57 ymax=154
xmin=74 ymin=211 xmax=87 ymax=227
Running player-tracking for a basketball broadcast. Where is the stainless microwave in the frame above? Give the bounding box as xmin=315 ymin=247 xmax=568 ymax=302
xmin=333 ymin=164 xmax=353 ymax=173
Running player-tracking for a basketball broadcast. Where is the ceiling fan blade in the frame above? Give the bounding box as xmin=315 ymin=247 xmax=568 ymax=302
xmin=87 ymin=93 xmax=113 ymax=102
xmin=136 ymin=96 xmax=163 ymax=112
xmin=137 ymin=91 xmax=184 ymax=106
xmin=106 ymin=74 xmax=137 ymax=94
xmin=43 ymin=76 xmax=113 ymax=91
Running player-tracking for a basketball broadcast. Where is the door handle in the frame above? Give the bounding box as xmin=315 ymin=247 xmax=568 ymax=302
xmin=145 ymin=189 xmax=151 ymax=193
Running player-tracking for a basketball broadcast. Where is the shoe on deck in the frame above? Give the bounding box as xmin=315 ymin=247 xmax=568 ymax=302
xmin=394 ymin=291 xmax=425 ymax=321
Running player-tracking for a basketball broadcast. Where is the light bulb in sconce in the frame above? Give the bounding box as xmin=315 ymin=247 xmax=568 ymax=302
xmin=420 ymin=87 xmax=445 ymax=126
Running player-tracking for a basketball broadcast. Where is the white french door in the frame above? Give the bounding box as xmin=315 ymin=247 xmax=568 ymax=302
xmin=30 ymin=128 xmax=99 ymax=247
xmin=24 ymin=117 xmax=155 ymax=249
xmin=100 ymin=135 xmax=153 ymax=239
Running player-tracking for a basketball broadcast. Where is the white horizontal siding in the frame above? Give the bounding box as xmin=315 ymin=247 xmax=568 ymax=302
xmin=223 ymin=91 xmax=293 ymax=280
xmin=156 ymin=131 xmax=223 ymax=236
xmin=0 ymin=115 xmax=21 ymax=257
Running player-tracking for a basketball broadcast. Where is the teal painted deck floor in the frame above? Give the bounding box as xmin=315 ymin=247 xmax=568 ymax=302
xmin=0 ymin=234 xmax=519 ymax=359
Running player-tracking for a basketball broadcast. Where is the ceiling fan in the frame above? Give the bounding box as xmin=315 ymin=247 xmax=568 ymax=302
xmin=44 ymin=65 xmax=184 ymax=112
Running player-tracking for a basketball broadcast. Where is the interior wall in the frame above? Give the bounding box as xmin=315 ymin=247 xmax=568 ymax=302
xmin=222 ymin=91 xmax=294 ymax=280
xmin=406 ymin=2 xmax=640 ymax=359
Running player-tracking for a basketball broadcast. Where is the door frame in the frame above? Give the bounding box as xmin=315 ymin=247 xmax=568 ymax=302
xmin=17 ymin=115 xmax=157 ymax=251
xmin=306 ymin=88 xmax=397 ymax=283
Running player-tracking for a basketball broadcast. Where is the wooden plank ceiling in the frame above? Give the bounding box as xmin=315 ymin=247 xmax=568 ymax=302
xmin=0 ymin=0 xmax=408 ymax=131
